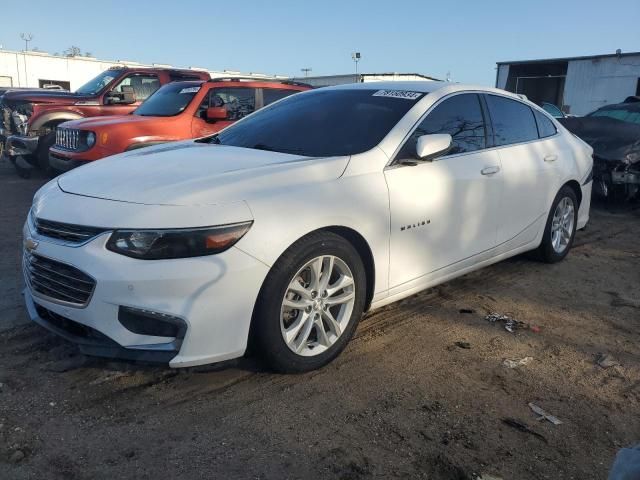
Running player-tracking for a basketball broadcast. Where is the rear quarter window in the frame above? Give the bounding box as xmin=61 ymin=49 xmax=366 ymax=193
xmin=486 ymin=95 xmax=539 ymax=146
xmin=263 ymin=88 xmax=300 ymax=106
xmin=534 ymin=110 xmax=557 ymax=138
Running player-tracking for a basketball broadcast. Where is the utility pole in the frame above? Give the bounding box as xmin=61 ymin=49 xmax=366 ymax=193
xmin=301 ymin=68 xmax=312 ymax=77
xmin=351 ymin=52 xmax=361 ymax=82
xmin=20 ymin=33 xmax=33 ymax=87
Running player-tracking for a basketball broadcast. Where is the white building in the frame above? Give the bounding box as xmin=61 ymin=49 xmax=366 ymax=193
xmin=0 ymin=48 xmax=285 ymax=91
xmin=496 ymin=51 xmax=640 ymax=116
xmin=290 ymin=72 xmax=439 ymax=88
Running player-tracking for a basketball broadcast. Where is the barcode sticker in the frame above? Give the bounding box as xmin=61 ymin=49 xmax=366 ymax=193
xmin=372 ymin=90 xmax=422 ymax=100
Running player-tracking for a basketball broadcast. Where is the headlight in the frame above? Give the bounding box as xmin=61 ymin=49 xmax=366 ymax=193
xmin=85 ymin=131 xmax=96 ymax=148
xmin=106 ymin=222 xmax=253 ymax=260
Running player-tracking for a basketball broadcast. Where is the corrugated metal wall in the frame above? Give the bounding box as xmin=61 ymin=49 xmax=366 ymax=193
xmin=563 ymin=55 xmax=640 ymax=115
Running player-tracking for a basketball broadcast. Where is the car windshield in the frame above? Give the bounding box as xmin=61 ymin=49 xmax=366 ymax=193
xmin=589 ymin=106 xmax=640 ymax=125
xmin=134 ymin=82 xmax=202 ymax=116
xmin=75 ymin=69 xmax=124 ymax=95
xmin=207 ymin=88 xmax=425 ymax=157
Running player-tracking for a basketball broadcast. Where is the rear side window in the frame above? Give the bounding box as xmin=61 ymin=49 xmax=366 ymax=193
xmin=113 ymin=74 xmax=160 ymax=102
xmin=486 ymin=95 xmax=538 ymax=146
xmin=534 ymin=110 xmax=557 ymax=138
xmin=397 ymin=93 xmax=486 ymax=159
xmin=204 ymin=87 xmax=257 ymax=121
xmin=263 ymin=88 xmax=299 ymax=106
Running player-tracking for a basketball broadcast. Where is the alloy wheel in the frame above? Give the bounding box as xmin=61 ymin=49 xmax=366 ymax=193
xmin=280 ymin=255 xmax=355 ymax=356
xmin=550 ymin=197 xmax=575 ymax=254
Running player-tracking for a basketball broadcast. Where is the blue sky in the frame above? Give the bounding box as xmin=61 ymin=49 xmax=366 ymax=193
xmin=2 ymin=0 xmax=639 ymax=85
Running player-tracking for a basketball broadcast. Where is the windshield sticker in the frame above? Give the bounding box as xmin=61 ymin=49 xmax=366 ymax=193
xmin=373 ymin=90 xmax=422 ymax=100
xmin=179 ymin=87 xmax=201 ymax=94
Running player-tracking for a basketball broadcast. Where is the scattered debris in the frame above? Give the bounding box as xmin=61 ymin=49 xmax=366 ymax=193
xmin=530 ymin=325 xmax=542 ymax=333
xmin=596 ymin=353 xmax=620 ymax=369
xmin=607 ymin=291 xmax=640 ymax=310
xmin=485 ymin=312 xmax=526 ymax=333
xmin=459 ymin=308 xmax=475 ymax=314
xmin=476 ymin=475 xmax=503 ymax=480
xmin=454 ymin=341 xmax=471 ymax=349
xmin=503 ymin=357 xmax=533 ymax=369
xmin=529 ymin=403 xmax=563 ymax=425
xmin=502 ymin=418 xmax=548 ymax=443
xmin=89 ymin=371 xmax=131 ymax=386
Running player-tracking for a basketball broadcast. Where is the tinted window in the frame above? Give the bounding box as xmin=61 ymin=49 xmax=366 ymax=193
xmin=112 ymin=74 xmax=160 ymax=101
xmin=263 ymin=88 xmax=299 ymax=106
xmin=397 ymin=93 xmax=486 ymax=159
xmin=542 ymin=102 xmax=564 ymax=118
xmin=134 ymin=82 xmax=201 ymax=117
xmin=486 ymin=95 xmax=539 ymax=146
xmin=534 ymin=110 xmax=557 ymax=138
xmin=206 ymin=87 xmax=256 ymax=121
xmin=210 ymin=89 xmax=423 ymax=157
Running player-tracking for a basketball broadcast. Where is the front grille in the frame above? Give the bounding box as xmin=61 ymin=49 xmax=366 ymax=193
xmin=24 ymin=252 xmax=96 ymax=307
xmin=33 ymin=217 xmax=108 ymax=243
xmin=55 ymin=127 xmax=80 ymax=150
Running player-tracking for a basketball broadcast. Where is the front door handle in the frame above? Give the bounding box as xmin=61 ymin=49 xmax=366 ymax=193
xmin=544 ymin=154 xmax=558 ymax=162
xmin=481 ymin=166 xmax=500 ymax=176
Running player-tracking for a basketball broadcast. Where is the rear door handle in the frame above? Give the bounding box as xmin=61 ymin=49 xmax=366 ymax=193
xmin=481 ymin=166 xmax=500 ymax=176
xmin=544 ymin=154 xmax=558 ymax=162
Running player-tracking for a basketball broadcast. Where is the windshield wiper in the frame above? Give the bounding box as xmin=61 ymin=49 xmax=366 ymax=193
xmin=251 ymin=144 xmax=305 ymax=154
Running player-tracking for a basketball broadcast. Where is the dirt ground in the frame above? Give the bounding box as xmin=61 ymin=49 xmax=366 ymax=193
xmin=0 ymin=159 xmax=638 ymax=480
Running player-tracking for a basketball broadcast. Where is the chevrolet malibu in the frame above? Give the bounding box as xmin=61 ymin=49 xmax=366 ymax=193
xmin=23 ymin=82 xmax=593 ymax=372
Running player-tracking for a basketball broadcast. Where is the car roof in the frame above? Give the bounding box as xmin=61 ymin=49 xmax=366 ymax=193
xmin=325 ymin=80 xmax=522 ymax=98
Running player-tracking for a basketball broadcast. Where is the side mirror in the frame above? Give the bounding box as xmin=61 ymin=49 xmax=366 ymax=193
xmin=415 ymin=134 xmax=452 ymax=161
xmin=104 ymin=85 xmax=136 ymax=105
xmin=206 ymin=106 xmax=227 ymax=121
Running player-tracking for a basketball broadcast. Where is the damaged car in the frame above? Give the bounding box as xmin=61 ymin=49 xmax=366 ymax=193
xmin=560 ymin=97 xmax=640 ymax=201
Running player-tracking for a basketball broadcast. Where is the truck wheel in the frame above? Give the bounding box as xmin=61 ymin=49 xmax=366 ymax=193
xmin=37 ymin=132 xmax=57 ymax=175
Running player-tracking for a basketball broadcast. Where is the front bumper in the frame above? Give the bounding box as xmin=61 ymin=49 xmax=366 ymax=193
xmin=6 ymin=134 xmax=39 ymax=157
xmin=23 ymin=220 xmax=269 ymax=368
xmin=48 ymin=151 xmax=86 ymax=172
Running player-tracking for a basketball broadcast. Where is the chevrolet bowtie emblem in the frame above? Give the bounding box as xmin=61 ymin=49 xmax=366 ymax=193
xmin=24 ymin=237 xmax=39 ymax=252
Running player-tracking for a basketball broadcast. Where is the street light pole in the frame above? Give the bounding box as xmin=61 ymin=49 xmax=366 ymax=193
xmin=20 ymin=33 xmax=33 ymax=87
xmin=301 ymin=68 xmax=312 ymax=78
xmin=351 ymin=52 xmax=361 ymax=82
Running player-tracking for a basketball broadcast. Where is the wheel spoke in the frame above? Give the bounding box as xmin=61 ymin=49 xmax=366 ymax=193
xmin=284 ymin=311 xmax=311 ymax=345
xmin=326 ymin=274 xmax=354 ymax=297
xmin=326 ymin=291 xmax=354 ymax=306
xmin=283 ymin=297 xmax=311 ymax=310
xmin=288 ymin=278 xmax=312 ymax=299
xmin=309 ymin=257 xmax=323 ymax=290
xmin=294 ymin=313 xmax=315 ymax=352
xmin=318 ymin=256 xmax=334 ymax=292
xmin=314 ymin=316 xmax=331 ymax=347
xmin=322 ymin=309 xmax=341 ymax=337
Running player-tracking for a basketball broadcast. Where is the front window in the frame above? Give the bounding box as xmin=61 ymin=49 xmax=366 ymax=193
xmin=208 ymin=89 xmax=424 ymax=157
xmin=589 ymin=107 xmax=640 ymax=125
xmin=134 ymin=82 xmax=202 ymax=117
xmin=75 ymin=69 xmax=123 ymax=95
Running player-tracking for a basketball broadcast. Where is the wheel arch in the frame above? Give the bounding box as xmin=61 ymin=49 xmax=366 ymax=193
xmin=562 ymin=179 xmax=582 ymax=207
xmin=31 ymin=112 xmax=83 ymax=132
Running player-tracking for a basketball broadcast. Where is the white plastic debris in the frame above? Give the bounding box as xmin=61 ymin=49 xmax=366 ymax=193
xmin=503 ymin=357 xmax=533 ymax=368
xmin=528 ymin=402 xmax=563 ymax=425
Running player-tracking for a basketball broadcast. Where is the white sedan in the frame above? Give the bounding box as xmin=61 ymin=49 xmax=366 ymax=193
xmin=23 ymin=82 xmax=593 ymax=372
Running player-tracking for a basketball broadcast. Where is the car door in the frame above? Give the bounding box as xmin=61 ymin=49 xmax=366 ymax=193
xmin=191 ymin=86 xmax=257 ymax=138
xmin=484 ymin=94 xmax=561 ymax=246
xmin=384 ymin=93 xmax=502 ymax=288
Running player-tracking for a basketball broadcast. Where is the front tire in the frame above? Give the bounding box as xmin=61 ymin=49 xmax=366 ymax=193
xmin=535 ymin=186 xmax=578 ymax=263
xmin=252 ymin=231 xmax=367 ymax=373
xmin=37 ymin=131 xmax=57 ymax=175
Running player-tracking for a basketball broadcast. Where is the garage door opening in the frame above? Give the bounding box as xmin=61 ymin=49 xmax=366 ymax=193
xmin=504 ymin=61 xmax=568 ymax=111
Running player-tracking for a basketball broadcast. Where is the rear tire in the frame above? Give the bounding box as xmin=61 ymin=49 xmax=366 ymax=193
xmin=252 ymin=231 xmax=366 ymax=373
xmin=534 ymin=186 xmax=578 ymax=263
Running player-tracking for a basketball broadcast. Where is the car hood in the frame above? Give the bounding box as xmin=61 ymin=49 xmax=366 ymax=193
xmin=57 ymin=141 xmax=350 ymax=206
xmin=60 ymin=114 xmax=155 ymax=130
xmin=2 ymin=89 xmax=95 ymax=105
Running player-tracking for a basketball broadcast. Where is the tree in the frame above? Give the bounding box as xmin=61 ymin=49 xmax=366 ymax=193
xmin=64 ymin=46 xmax=82 ymax=57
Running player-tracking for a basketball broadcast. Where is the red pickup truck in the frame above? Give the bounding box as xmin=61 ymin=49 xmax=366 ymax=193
xmin=0 ymin=66 xmax=210 ymax=173
xmin=48 ymin=78 xmax=310 ymax=172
